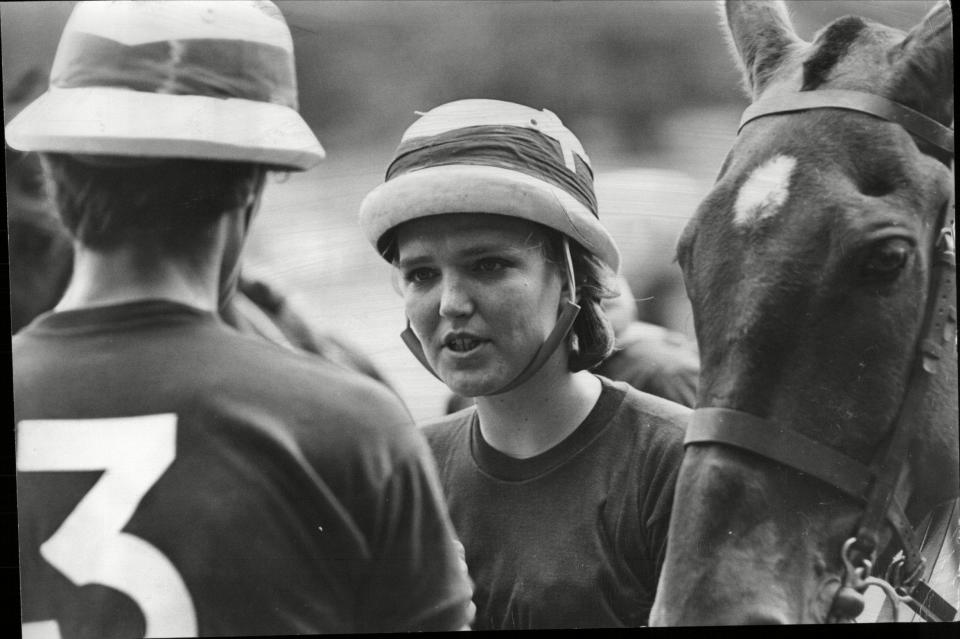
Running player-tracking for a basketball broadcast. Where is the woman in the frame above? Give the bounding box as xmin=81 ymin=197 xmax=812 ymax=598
xmin=358 ymin=99 xmax=689 ymax=629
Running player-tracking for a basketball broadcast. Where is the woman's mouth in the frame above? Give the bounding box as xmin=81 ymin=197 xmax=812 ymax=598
xmin=444 ymin=334 xmax=486 ymax=353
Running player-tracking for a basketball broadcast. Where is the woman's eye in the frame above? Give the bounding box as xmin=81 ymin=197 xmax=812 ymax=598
xmin=861 ymin=238 xmax=912 ymax=281
xmin=475 ymin=258 xmax=507 ymax=273
xmin=404 ymin=268 xmax=436 ymax=284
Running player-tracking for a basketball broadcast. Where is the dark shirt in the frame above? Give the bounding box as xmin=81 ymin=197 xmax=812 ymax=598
xmin=15 ymin=300 xmax=472 ymax=636
xmin=423 ymin=377 xmax=688 ymax=629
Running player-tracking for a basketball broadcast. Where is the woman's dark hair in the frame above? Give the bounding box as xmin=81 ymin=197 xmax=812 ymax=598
xmin=39 ymin=153 xmax=265 ymax=257
xmin=542 ymin=231 xmax=619 ymax=372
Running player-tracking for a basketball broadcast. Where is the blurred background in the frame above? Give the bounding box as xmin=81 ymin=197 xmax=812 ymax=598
xmin=2 ymin=0 xmax=937 ymax=421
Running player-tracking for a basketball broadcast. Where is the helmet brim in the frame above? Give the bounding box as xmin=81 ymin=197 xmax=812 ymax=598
xmin=358 ymin=164 xmax=621 ymax=273
xmin=5 ymin=87 xmax=325 ymax=171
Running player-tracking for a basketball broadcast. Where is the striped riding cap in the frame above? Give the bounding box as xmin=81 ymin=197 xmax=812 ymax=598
xmin=4 ymin=1 xmax=324 ymax=171
xmin=358 ymin=99 xmax=621 ymax=272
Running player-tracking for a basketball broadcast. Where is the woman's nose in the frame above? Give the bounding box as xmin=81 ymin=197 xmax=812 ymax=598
xmin=438 ymin=277 xmax=474 ymax=318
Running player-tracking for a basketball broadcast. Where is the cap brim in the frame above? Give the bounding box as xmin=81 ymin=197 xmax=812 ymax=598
xmin=4 ymin=87 xmax=325 ymax=171
xmin=358 ymin=164 xmax=621 ymax=272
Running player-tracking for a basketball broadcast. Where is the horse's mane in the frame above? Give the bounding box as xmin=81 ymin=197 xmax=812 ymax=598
xmin=801 ymin=16 xmax=868 ymax=91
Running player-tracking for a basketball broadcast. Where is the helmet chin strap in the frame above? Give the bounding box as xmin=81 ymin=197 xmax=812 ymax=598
xmin=400 ymin=236 xmax=582 ymax=396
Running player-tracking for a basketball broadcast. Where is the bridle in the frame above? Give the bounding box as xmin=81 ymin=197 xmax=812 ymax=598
xmin=684 ymin=89 xmax=957 ymax=622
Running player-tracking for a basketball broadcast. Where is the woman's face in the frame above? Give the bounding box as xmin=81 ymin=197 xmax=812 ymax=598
xmin=396 ymin=214 xmax=566 ymax=397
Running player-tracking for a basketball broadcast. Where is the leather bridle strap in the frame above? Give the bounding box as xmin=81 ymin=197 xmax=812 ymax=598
xmin=738 ymin=89 xmax=954 ymax=156
xmin=855 ymin=188 xmax=955 ymax=566
xmin=684 ymin=408 xmax=922 ymax=565
xmin=685 ymin=409 xmax=870 ymax=498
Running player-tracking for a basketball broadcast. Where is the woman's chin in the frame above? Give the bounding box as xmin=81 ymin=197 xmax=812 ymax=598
xmin=439 ymin=369 xmax=505 ymax=399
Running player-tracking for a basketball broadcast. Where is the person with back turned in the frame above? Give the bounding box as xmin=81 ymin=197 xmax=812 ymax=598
xmin=8 ymin=2 xmax=472 ymax=635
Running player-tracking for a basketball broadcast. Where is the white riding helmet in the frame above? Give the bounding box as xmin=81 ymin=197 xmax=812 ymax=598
xmin=4 ymin=0 xmax=324 ymax=171
xmin=358 ymin=98 xmax=620 ymax=272
xmin=358 ymin=99 xmax=622 ymax=395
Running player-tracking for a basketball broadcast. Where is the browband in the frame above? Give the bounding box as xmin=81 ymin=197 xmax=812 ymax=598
xmin=739 ymin=89 xmax=954 ymax=156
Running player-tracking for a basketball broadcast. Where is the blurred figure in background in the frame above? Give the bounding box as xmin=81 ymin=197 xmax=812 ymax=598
xmin=446 ymin=274 xmax=699 ymax=412
xmin=231 ymin=275 xmax=395 ymax=386
xmin=595 ymin=275 xmax=699 ymax=408
xmin=5 ymin=67 xmax=392 ymax=389
xmin=9 ymin=2 xmax=471 ymax=635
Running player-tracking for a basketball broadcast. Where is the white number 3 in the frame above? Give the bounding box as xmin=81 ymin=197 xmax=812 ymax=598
xmin=18 ymin=414 xmax=198 ymax=638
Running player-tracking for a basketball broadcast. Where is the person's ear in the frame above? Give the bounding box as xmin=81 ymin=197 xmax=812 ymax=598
xmin=243 ymin=168 xmax=269 ymax=229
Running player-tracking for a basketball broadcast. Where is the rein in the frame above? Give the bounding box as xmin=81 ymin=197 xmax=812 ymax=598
xmin=685 ymin=89 xmax=957 ymax=622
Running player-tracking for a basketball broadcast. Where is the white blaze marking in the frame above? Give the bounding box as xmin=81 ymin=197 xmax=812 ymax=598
xmin=733 ymin=155 xmax=797 ymax=226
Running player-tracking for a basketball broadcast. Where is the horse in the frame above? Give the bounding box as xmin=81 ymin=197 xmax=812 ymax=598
xmin=649 ymin=0 xmax=955 ymax=625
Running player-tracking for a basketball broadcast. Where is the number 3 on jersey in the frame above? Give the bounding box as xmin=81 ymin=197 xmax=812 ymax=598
xmin=18 ymin=414 xmax=198 ymax=638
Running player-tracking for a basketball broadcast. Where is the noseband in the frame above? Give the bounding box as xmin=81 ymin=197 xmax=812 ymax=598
xmin=684 ymin=89 xmax=956 ymax=622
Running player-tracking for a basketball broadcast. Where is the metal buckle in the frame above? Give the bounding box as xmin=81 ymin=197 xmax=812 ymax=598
xmin=885 ymin=552 xmax=927 ymax=592
xmin=841 ymin=538 xmax=911 ymax=623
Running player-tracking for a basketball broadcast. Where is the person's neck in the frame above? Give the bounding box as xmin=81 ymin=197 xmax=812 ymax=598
xmin=474 ymin=353 xmax=603 ymax=459
xmin=56 ymin=242 xmax=221 ymax=313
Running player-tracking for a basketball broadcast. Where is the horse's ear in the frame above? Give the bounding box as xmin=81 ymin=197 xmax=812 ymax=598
xmin=888 ymin=0 xmax=953 ymax=123
xmin=721 ymin=0 xmax=806 ymax=99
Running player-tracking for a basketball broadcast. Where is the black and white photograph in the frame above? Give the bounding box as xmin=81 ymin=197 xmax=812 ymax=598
xmin=3 ymin=0 xmax=956 ymax=634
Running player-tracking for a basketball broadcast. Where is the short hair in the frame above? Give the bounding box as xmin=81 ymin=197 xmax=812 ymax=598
xmin=39 ymin=153 xmax=266 ymax=257
xmin=542 ymin=232 xmax=619 ymax=372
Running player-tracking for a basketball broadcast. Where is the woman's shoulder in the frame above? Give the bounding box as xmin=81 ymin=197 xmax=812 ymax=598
xmin=598 ymin=379 xmax=688 ymax=500
xmin=601 ymin=376 xmax=690 ymax=441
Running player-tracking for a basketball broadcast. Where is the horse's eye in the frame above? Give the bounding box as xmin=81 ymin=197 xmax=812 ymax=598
xmin=861 ymin=238 xmax=911 ymax=280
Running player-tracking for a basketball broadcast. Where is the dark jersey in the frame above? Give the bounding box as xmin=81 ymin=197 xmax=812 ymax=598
xmin=422 ymin=377 xmax=687 ymax=630
xmin=14 ymin=300 xmax=472 ymax=637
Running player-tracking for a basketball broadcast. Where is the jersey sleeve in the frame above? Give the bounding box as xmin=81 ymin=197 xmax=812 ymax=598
xmin=356 ymin=432 xmax=474 ymax=632
xmin=636 ymin=406 xmax=688 ymax=592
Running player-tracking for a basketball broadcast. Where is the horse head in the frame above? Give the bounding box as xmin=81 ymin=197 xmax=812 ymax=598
xmin=650 ymin=0 xmax=954 ymax=625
